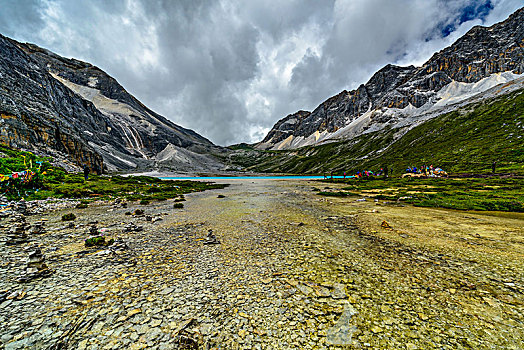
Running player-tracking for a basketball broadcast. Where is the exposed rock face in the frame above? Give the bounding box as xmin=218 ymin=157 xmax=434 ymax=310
xmin=0 ymin=34 xmax=226 ymax=172
xmin=260 ymin=7 xmax=524 ymax=149
xmin=261 ymin=110 xmax=311 ymax=147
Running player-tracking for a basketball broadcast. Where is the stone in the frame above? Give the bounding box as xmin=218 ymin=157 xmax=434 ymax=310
xmin=4 ymin=216 xmax=29 ymax=245
xmin=371 ymin=326 xmax=383 ymax=333
xmin=127 ymin=309 xmax=142 ymax=317
xmin=17 ymin=247 xmax=52 ymax=282
xmin=326 ymin=303 xmax=358 ymax=345
xmin=15 ymin=199 xmax=27 ymax=215
xmin=332 ymin=283 xmax=347 ymax=299
xmin=89 ymin=224 xmax=99 ymax=235
xmin=123 ymin=223 xmax=143 ymax=233
xmin=109 ymin=238 xmax=128 ymax=253
xmin=203 ymin=229 xmax=220 ymax=245
xmin=28 ymin=221 xmax=46 ymax=235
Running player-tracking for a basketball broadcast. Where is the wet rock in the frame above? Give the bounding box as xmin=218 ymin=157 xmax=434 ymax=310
xmin=326 ymin=303 xmax=358 ymax=345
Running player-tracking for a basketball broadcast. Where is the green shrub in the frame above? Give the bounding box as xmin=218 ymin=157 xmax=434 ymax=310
xmin=61 ymin=213 xmax=76 ymax=221
xmin=173 ymin=203 xmax=184 ymax=209
xmin=85 ymin=236 xmax=114 ymax=247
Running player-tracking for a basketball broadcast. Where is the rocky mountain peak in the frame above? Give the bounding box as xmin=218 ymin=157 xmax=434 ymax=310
xmin=0 ymin=34 xmax=225 ymax=173
xmin=259 ymin=6 xmax=524 ymax=150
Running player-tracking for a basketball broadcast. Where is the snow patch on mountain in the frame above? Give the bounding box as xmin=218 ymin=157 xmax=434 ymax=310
xmin=264 ymin=72 xmax=523 ymax=150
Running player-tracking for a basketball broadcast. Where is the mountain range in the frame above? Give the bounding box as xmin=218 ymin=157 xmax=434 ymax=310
xmin=0 ymin=35 xmax=226 ymax=173
xmin=0 ymin=7 xmax=523 ymax=174
xmin=258 ymin=7 xmax=523 ymax=151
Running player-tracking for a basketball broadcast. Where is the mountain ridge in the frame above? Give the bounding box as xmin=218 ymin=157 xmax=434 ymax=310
xmin=0 ymin=34 xmax=225 ymax=173
xmin=259 ymin=7 xmax=524 ymax=150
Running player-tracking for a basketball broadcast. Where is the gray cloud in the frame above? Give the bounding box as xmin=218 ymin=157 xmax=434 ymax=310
xmin=0 ymin=0 xmax=521 ymax=145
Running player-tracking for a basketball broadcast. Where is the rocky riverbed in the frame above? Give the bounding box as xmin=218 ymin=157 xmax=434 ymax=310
xmin=0 ymin=179 xmax=523 ymax=349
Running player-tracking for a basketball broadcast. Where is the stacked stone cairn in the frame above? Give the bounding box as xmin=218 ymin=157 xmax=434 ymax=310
xmin=113 ymin=198 xmax=127 ymax=209
xmin=89 ymin=224 xmax=99 ymax=235
xmin=15 ymin=199 xmax=28 ymax=215
xmin=29 ymin=220 xmax=46 ymax=235
xmin=18 ymin=247 xmax=52 ymax=282
xmin=123 ymin=223 xmax=143 ymax=233
xmin=203 ymin=229 xmax=220 ymax=245
xmin=0 ymin=195 xmax=9 ymax=218
xmin=110 ymin=238 xmax=128 ymax=253
xmin=4 ymin=214 xmax=29 ymax=245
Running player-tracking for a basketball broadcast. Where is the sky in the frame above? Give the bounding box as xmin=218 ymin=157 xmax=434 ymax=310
xmin=0 ymin=0 xmax=522 ymax=145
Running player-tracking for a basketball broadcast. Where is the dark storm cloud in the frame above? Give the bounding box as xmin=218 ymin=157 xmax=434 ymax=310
xmin=0 ymin=0 xmax=521 ymax=145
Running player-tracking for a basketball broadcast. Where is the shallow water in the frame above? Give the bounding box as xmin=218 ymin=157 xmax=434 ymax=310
xmin=160 ymin=175 xmax=352 ymax=180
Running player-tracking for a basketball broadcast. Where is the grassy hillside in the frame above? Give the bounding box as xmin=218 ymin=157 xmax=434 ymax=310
xmin=235 ymin=89 xmax=524 ymax=175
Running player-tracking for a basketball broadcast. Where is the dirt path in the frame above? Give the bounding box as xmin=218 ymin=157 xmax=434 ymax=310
xmin=1 ymin=179 xmax=522 ymax=349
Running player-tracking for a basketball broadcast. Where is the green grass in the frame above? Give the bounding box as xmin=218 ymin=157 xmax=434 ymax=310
xmin=30 ymin=174 xmax=227 ymax=202
xmin=1 ymin=145 xmax=228 ymax=201
xmin=0 ymin=146 xmax=51 ymax=174
xmin=233 ymin=89 xmax=524 ymax=175
xmin=318 ymin=177 xmax=524 ymax=212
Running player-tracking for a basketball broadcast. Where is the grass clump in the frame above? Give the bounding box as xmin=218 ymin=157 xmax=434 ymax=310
xmin=61 ymin=213 xmax=76 ymax=221
xmin=173 ymin=203 xmax=184 ymax=209
xmin=85 ymin=236 xmax=114 ymax=247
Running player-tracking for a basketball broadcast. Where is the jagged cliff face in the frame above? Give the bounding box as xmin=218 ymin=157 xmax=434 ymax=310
xmin=260 ymin=7 xmax=524 ymax=150
xmin=0 ymin=35 xmax=225 ymax=173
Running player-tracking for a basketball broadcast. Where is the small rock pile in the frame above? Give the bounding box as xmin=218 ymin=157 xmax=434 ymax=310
xmin=122 ymin=223 xmax=143 ymax=233
xmin=4 ymin=214 xmax=29 ymax=245
xmin=0 ymin=196 xmax=10 ymax=218
xmin=18 ymin=247 xmax=52 ymax=282
xmin=145 ymin=215 xmax=163 ymax=223
xmin=29 ymin=220 xmax=46 ymax=235
xmin=15 ymin=199 xmax=28 ymax=215
xmin=88 ymin=224 xmax=99 ymax=236
xmin=109 ymin=238 xmax=128 ymax=253
xmin=113 ymin=198 xmax=128 ymax=209
xmin=203 ymin=229 xmax=220 ymax=245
